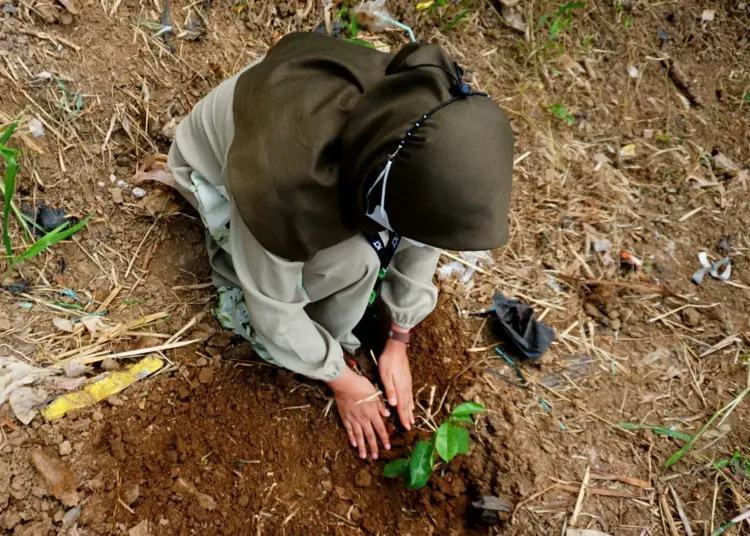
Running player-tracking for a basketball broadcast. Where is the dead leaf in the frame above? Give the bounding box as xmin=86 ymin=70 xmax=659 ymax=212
xmin=143 ymin=191 xmax=179 ymax=217
xmin=32 ymin=450 xmax=79 ymax=506
xmin=81 ymin=316 xmax=107 ymax=339
xmin=134 ymin=168 xmax=176 ymax=188
xmin=501 ymin=5 xmax=527 ymax=33
xmin=53 ymin=318 xmax=74 ymax=332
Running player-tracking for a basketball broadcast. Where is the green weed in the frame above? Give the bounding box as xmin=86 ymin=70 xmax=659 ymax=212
xmin=714 ymin=450 xmax=750 ymax=478
xmin=384 ymin=402 xmax=485 ymax=489
xmin=537 ymin=1 xmax=586 ymax=44
xmin=548 ymin=103 xmax=575 ymax=125
xmin=417 ymin=0 xmax=472 ymax=33
xmin=0 ymin=121 xmax=90 ymax=281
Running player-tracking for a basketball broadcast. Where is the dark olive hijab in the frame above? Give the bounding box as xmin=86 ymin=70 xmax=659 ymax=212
xmin=228 ymin=32 xmax=513 ymax=262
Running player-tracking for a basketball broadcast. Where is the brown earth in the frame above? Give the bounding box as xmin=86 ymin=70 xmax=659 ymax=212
xmin=2 ymin=0 xmax=750 ymax=535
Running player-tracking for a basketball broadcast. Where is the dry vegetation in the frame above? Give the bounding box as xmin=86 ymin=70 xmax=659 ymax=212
xmin=1 ymin=0 xmax=750 ymax=534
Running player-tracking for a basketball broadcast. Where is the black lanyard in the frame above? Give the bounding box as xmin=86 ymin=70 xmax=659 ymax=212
xmin=362 ymin=231 xmax=401 ymax=305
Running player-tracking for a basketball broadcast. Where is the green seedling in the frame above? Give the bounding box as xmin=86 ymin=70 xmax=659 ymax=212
xmin=333 ymin=3 xmax=373 ymax=48
xmin=548 ymin=103 xmax=575 ymax=125
xmin=666 ymin=386 xmax=750 ymax=468
xmin=713 ymin=450 xmax=750 ymax=478
xmin=1 ymin=122 xmax=90 ymax=281
xmin=744 ymin=92 xmax=750 ymax=105
xmin=615 ymin=2 xmax=631 ymax=27
xmin=383 ymin=402 xmax=485 ymax=489
xmin=537 ymin=2 xmax=586 ymax=42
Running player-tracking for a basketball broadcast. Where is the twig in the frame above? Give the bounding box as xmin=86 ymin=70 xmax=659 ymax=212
xmin=669 ymin=485 xmax=694 ymax=536
xmin=569 ymin=465 xmax=590 ymax=526
xmin=355 ymin=390 xmax=383 ymax=405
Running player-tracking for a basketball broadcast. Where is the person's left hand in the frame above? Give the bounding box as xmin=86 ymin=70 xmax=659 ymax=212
xmin=378 ymin=327 xmax=415 ymax=430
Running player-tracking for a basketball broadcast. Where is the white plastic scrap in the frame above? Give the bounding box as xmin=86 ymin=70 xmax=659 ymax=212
xmin=627 ymin=66 xmax=639 ymax=78
xmin=692 ymin=251 xmax=731 ymax=285
xmin=437 ymin=251 xmax=493 ymax=284
xmin=352 ymin=0 xmax=416 ymax=41
xmin=701 ymin=9 xmax=715 ymax=21
xmin=1 ymin=356 xmax=58 ymax=424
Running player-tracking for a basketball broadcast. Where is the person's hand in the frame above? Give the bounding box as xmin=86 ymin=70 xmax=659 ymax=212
xmin=378 ymin=324 xmax=415 ymax=430
xmin=327 ymin=366 xmax=391 ymax=460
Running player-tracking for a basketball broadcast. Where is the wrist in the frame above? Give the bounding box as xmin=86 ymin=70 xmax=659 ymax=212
xmin=326 ymin=366 xmax=354 ymax=391
xmin=389 ymin=321 xmax=410 ymax=334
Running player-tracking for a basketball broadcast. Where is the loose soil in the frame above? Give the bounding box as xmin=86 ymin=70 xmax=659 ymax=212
xmin=1 ymin=0 xmax=750 ymax=535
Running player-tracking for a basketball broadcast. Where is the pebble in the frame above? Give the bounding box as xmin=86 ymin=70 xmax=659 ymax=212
xmin=238 ymin=495 xmax=249 ymax=507
xmin=195 ymin=357 xmax=209 ymax=367
xmin=107 ymin=395 xmax=125 ymax=407
xmin=609 ymin=318 xmax=622 ymax=331
xmin=583 ymin=302 xmax=603 ymax=319
xmin=101 ymin=358 xmax=121 ymax=371
xmin=681 ymin=307 xmax=702 ymax=327
xmin=58 ymin=441 xmax=72 ymax=456
xmin=198 ymin=368 xmax=214 ymax=384
xmin=355 ymin=468 xmax=373 ymax=488
xmin=122 ymin=484 xmax=140 ymax=506
xmin=92 ymin=411 xmax=104 ymax=422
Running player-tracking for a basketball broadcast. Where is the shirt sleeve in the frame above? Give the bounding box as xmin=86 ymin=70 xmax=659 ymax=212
xmin=228 ymin=203 xmax=345 ymax=382
xmin=380 ymin=240 xmax=441 ymax=330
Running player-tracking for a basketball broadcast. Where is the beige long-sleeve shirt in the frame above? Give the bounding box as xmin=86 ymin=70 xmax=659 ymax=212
xmin=167 ymin=61 xmax=441 ymax=382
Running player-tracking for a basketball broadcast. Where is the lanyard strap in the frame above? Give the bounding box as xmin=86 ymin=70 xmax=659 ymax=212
xmin=362 ymin=231 xmax=401 ymax=305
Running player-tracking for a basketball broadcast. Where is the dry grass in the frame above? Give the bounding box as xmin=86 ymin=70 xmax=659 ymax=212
xmin=0 ymin=0 xmax=748 ymax=534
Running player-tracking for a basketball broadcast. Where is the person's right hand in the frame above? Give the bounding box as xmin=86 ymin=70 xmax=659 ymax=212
xmin=327 ymin=366 xmax=391 ymax=460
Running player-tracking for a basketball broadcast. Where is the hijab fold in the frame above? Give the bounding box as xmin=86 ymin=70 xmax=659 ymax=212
xmin=228 ymin=32 xmax=514 ymax=262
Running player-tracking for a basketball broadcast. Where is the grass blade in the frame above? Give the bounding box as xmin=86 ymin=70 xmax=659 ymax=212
xmin=442 ymin=9 xmax=470 ymax=31
xmin=665 ymin=386 xmax=750 ymax=468
xmin=13 ymin=216 xmax=90 ymax=265
xmin=617 ymin=423 xmax=693 ymax=442
xmin=0 ymin=122 xmax=18 ymax=146
xmin=2 ymin=155 xmax=18 ymax=259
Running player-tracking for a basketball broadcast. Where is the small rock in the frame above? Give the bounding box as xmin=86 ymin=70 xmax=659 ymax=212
xmin=122 ymin=484 xmax=140 ymax=506
xmin=355 ymin=468 xmax=372 ymax=488
xmin=101 ymin=358 xmax=121 ymax=371
xmin=59 ymin=11 xmax=73 ymax=25
xmin=666 ymin=194 xmax=677 ymax=204
xmin=107 ymin=395 xmax=124 ymax=407
xmin=172 ymin=478 xmax=195 ymax=496
xmin=128 ymin=519 xmax=149 ymax=536
xmin=58 ymin=441 xmax=72 ymax=456
xmin=460 ymin=383 xmax=482 ymax=402
xmin=196 ymin=492 xmax=217 ymax=511
xmin=31 ymin=450 xmax=79 ymax=507
xmin=195 ymin=357 xmax=209 ymax=367
xmin=62 ymin=506 xmax=81 ymax=526
xmin=681 ymin=307 xmax=702 ymax=327
xmin=238 ymin=495 xmax=249 ymax=507
xmin=110 ymin=188 xmax=123 ymax=204
xmin=607 ymin=309 xmax=620 ymax=320
xmin=207 ymin=332 xmax=232 ymax=349
xmin=583 ymin=302 xmax=603 ymax=319
xmin=92 ymin=411 xmax=104 ymax=422
xmin=609 ymin=318 xmax=622 ymax=331
xmin=197 ymin=368 xmax=213 ymax=385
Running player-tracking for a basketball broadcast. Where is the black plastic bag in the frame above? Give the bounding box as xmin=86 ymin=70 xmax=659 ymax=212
xmin=493 ymin=293 xmax=554 ymax=360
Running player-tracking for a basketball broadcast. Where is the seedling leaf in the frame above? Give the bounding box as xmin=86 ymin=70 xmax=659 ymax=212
xmin=451 ymin=402 xmax=485 ymax=417
xmin=13 ymin=216 xmax=90 ymax=266
xmin=548 ymin=104 xmax=575 ymax=125
xmin=383 ymin=458 xmax=410 ymax=478
xmin=449 ymin=413 xmax=474 ymax=424
xmin=435 ymin=422 xmax=470 ymax=463
xmin=0 ymin=122 xmax=17 ymax=146
xmin=2 ymin=156 xmax=18 ymax=259
xmin=409 ymin=440 xmax=434 ymax=489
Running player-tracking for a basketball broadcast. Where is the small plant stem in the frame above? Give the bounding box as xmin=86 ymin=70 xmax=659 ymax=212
xmin=0 ymin=182 xmax=32 ymax=243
